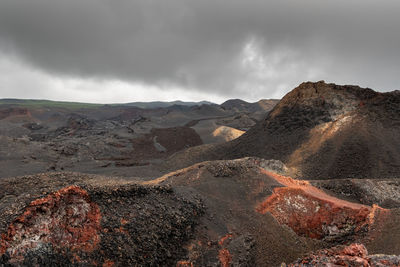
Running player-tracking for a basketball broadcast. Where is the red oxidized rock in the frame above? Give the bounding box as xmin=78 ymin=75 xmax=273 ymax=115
xmin=288 ymin=243 xmax=400 ymax=267
xmin=256 ymin=170 xmax=387 ymax=240
xmin=219 ymin=248 xmax=232 ymax=267
xmin=0 ymin=186 xmax=101 ymax=263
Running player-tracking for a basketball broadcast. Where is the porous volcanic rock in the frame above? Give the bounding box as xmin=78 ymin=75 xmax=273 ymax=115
xmin=0 ymin=172 xmax=204 ymax=266
xmin=287 ymin=243 xmax=400 ymax=267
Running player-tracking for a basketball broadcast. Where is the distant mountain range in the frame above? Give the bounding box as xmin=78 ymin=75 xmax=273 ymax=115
xmin=120 ymin=100 xmax=215 ymax=109
xmin=0 ymin=98 xmax=278 ymax=110
xmin=0 ymin=99 xmax=103 ymax=109
xmin=0 ymin=99 xmax=215 ymax=109
xmin=221 ymin=99 xmax=279 ymax=113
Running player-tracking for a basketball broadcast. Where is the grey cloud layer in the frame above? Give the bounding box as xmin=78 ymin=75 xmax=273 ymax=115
xmin=0 ymin=0 xmax=399 ymax=100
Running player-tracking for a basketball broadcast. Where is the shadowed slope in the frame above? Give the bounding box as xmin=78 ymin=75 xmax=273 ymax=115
xmin=168 ymin=81 xmax=400 ymax=179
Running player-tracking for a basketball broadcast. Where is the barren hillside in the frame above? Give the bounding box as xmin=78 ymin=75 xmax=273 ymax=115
xmin=168 ymin=81 xmax=400 ymax=180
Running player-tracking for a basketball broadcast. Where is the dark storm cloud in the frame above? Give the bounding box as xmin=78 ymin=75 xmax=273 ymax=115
xmin=0 ymin=0 xmax=399 ymax=100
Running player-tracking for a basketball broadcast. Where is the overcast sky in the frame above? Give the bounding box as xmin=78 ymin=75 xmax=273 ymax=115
xmin=0 ymin=0 xmax=399 ymax=104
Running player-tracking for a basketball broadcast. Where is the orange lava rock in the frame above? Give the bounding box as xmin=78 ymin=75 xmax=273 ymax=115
xmin=176 ymin=260 xmax=194 ymax=267
xmin=257 ymin=170 xmax=385 ymax=239
xmin=115 ymin=226 xmax=129 ymax=235
xmin=218 ymin=233 xmax=233 ymax=246
xmin=102 ymin=259 xmax=114 ymax=267
xmin=0 ymin=186 xmax=101 ymax=260
xmin=219 ymin=248 xmax=232 ymax=267
xmin=291 ymin=243 xmax=370 ymax=266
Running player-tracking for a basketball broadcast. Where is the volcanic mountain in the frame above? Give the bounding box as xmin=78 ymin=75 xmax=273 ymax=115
xmin=169 ymin=81 xmax=400 ymax=180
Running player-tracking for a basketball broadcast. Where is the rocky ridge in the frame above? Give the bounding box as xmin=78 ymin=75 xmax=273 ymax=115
xmin=168 ymin=81 xmax=400 ymax=180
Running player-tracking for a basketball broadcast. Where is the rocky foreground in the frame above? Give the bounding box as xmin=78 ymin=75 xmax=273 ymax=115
xmin=1 ymin=158 xmax=400 ymax=266
xmin=0 ymin=173 xmax=203 ymax=266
